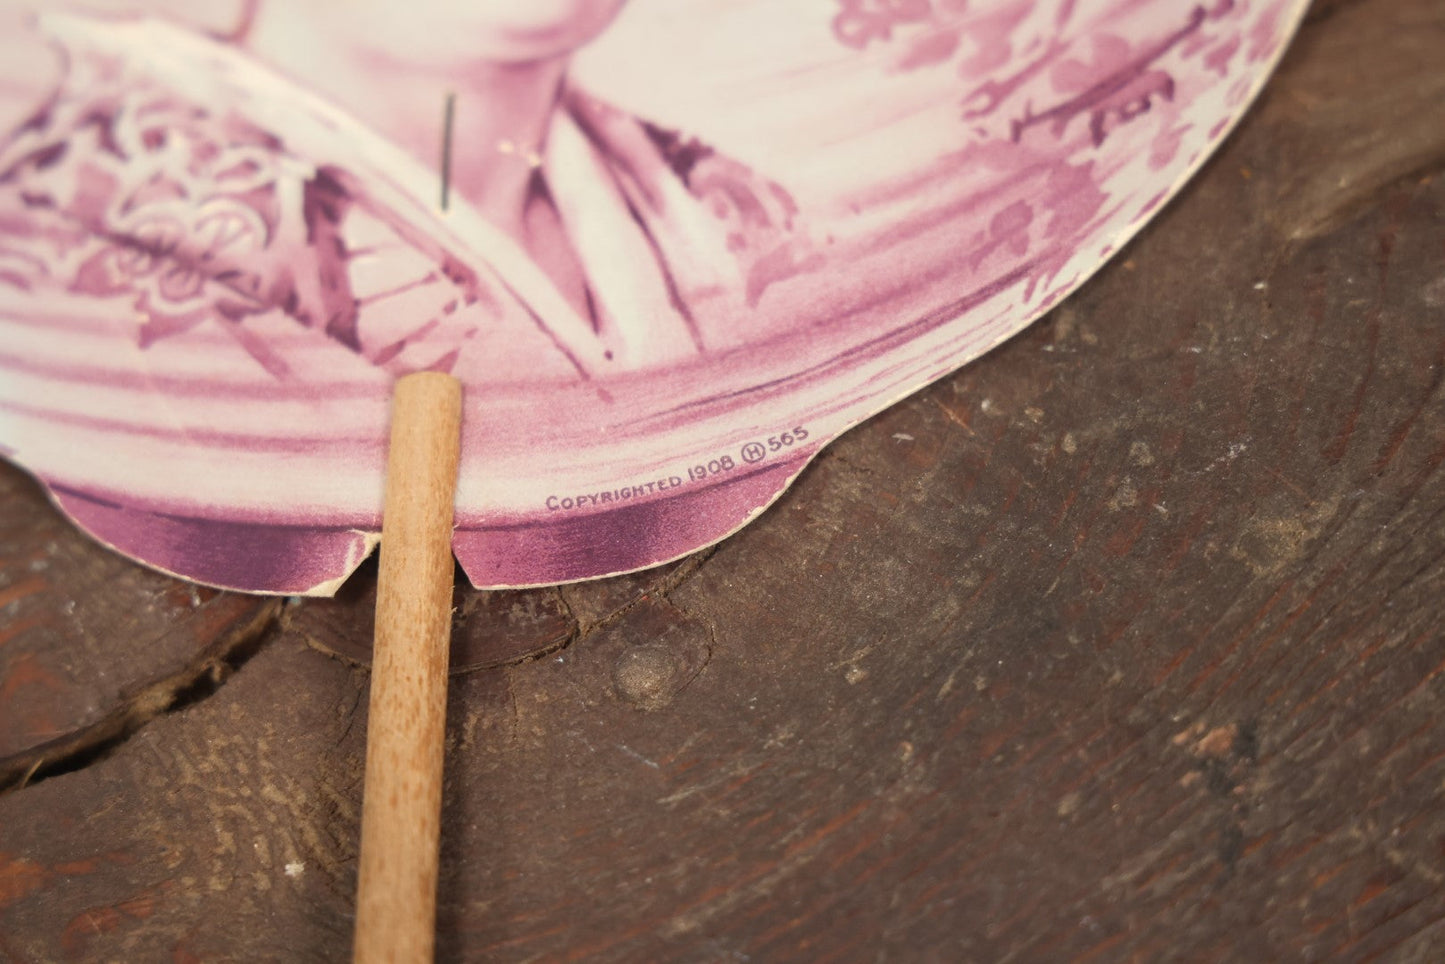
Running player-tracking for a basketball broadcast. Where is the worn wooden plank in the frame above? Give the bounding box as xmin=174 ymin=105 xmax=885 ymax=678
xmin=0 ymin=465 xmax=279 ymax=785
xmin=1 ymin=0 xmax=1443 ymax=960
xmin=0 ymin=636 xmax=365 ymax=963
xmin=285 ymin=555 xmax=703 ymax=674
xmin=286 ymin=559 xmax=578 ymax=674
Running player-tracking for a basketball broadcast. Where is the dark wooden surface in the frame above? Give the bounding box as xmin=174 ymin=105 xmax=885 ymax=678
xmin=3 ymin=1 xmax=1445 ymax=960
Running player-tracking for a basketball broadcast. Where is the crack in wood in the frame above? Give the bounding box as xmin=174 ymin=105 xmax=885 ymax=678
xmin=0 ymin=598 xmax=283 ymax=794
xmin=562 ymin=545 xmax=720 ymax=653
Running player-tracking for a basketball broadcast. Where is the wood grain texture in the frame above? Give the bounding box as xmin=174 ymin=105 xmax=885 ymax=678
xmin=355 ymin=373 xmax=462 ymax=964
xmin=2 ymin=0 xmax=1443 ymax=960
xmin=0 ymin=466 xmax=279 ymax=788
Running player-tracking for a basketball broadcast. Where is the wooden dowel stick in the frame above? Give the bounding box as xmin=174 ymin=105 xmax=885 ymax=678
xmin=353 ymin=372 xmax=462 ymax=964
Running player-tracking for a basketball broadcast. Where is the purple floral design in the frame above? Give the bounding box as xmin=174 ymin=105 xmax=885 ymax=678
xmin=832 ymin=0 xmax=1244 ymax=151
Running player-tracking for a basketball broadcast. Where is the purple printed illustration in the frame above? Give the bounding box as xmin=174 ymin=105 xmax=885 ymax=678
xmin=0 ymin=0 xmax=1308 ymax=593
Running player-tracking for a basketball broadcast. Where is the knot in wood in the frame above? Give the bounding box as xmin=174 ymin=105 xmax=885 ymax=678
xmin=612 ymin=645 xmax=685 ymax=709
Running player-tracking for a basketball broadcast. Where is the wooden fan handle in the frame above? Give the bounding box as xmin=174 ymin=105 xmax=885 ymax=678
xmin=353 ymin=372 xmax=462 ymax=964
